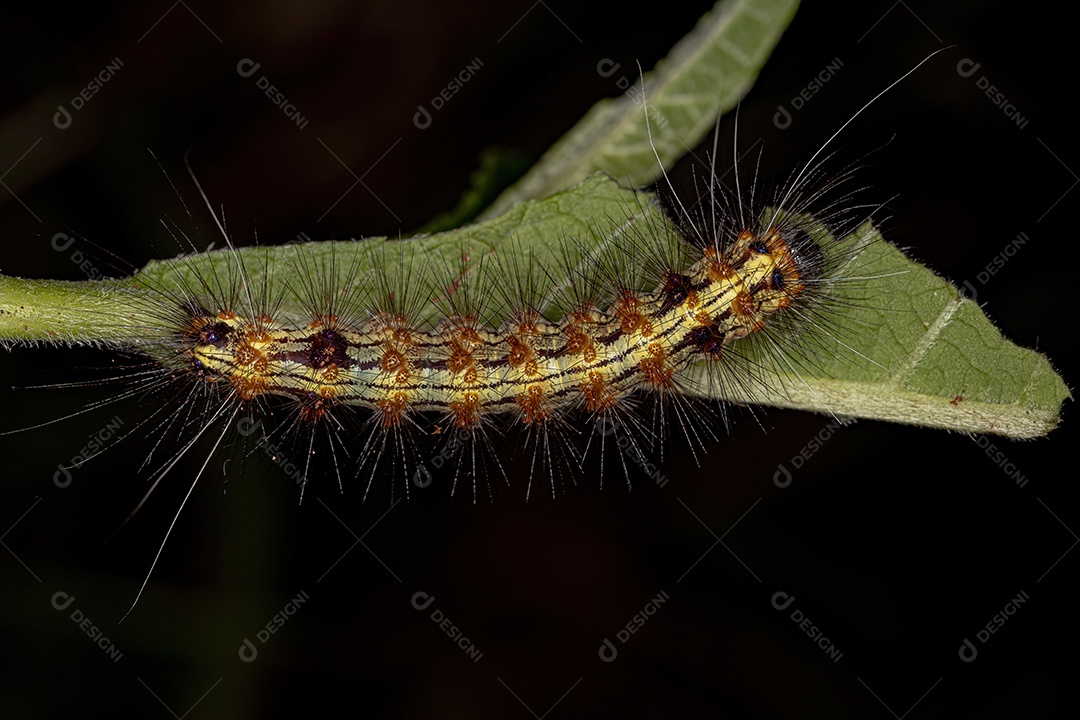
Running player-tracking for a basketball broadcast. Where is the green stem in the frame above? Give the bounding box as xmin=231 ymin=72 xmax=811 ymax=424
xmin=0 ymin=275 xmax=141 ymax=346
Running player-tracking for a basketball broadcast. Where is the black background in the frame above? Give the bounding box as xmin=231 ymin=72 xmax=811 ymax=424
xmin=1 ymin=1 xmax=1076 ymax=718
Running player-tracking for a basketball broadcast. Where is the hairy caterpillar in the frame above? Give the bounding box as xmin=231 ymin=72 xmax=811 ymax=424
xmin=123 ymin=154 xmax=850 ymax=504
xmin=3 ymin=7 xmax=1075 ymax=720
xmin=6 ymin=33 xmax=957 ymax=508
xmin=6 ymin=41 xmax=1040 ymax=626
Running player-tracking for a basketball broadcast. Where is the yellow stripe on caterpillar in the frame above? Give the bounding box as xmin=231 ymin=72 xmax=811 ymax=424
xmin=185 ymin=228 xmax=805 ymax=431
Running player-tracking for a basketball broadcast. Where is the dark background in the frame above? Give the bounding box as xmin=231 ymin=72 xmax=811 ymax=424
xmin=1 ymin=0 xmax=1076 ymax=717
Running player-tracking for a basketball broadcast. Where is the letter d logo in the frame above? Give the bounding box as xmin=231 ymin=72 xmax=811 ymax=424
xmin=54 ymin=465 xmax=73 ymax=488
xmin=412 ymin=465 xmax=432 ymax=489
xmin=773 ymin=104 xmax=792 ymax=130
xmin=236 ymin=58 xmax=261 ymax=78
xmin=411 ymin=591 xmax=435 ymax=611
xmin=51 ymin=591 xmax=76 ymax=611
xmin=956 ymin=58 xmax=981 ymax=78
xmin=413 ymin=105 xmax=432 ymax=129
xmin=239 ymin=638 xmax=258 ymax=662
xmin=773 ymin=463 xmax=792 ymax=488
xmin=771 ymin=591 xmax=795 ymax=611
xmin=51 ymin=233 xmax=75 ymax=252
xmin=53 ymin=105 xmax=72 ymax=130
xmin=237 ymin=416 xmax=261 ymax=437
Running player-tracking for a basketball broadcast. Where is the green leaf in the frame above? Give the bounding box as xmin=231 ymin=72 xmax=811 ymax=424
xmin=0 ymin=174 xmax=1067 ymax=437
xmin=480 ymin=0 xmax=801 ymax=219
xmin=0 ymin=0 xmax=1067 ymax=438
xmin=0 ymin=174 xmax=653 ymax=345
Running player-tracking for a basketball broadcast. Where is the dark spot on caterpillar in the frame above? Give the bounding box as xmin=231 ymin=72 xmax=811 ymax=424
xmin=772 ymin=267 xmax=786 ymax=290
xmin=308 ymin=328 xmax=351 ymax=369
xmin=198 ymin=321 xmax=232 ymax=348
xmin=659 ymin=271 xmax=694 ymax=313
xmin=278 ymin=328 xmax=353 ymax=369
xmin=688 ymin=323 xmax=724 ymax=356
xmin=749 ymin=240 xmax=769 ymax=254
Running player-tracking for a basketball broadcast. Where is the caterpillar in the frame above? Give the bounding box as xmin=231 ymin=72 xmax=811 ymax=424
xmin=4 ymin=47 xmax=964 ymax=624
xmin=1 ymin=2 xmax=1067 ymax=637
xmin=2 ymin=5 xmax=1073 ymax=719
xmin=1 ymin=41 xmax=1060 ymax=509
xmin=132 ymin=158 xmax=847 ymax=503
